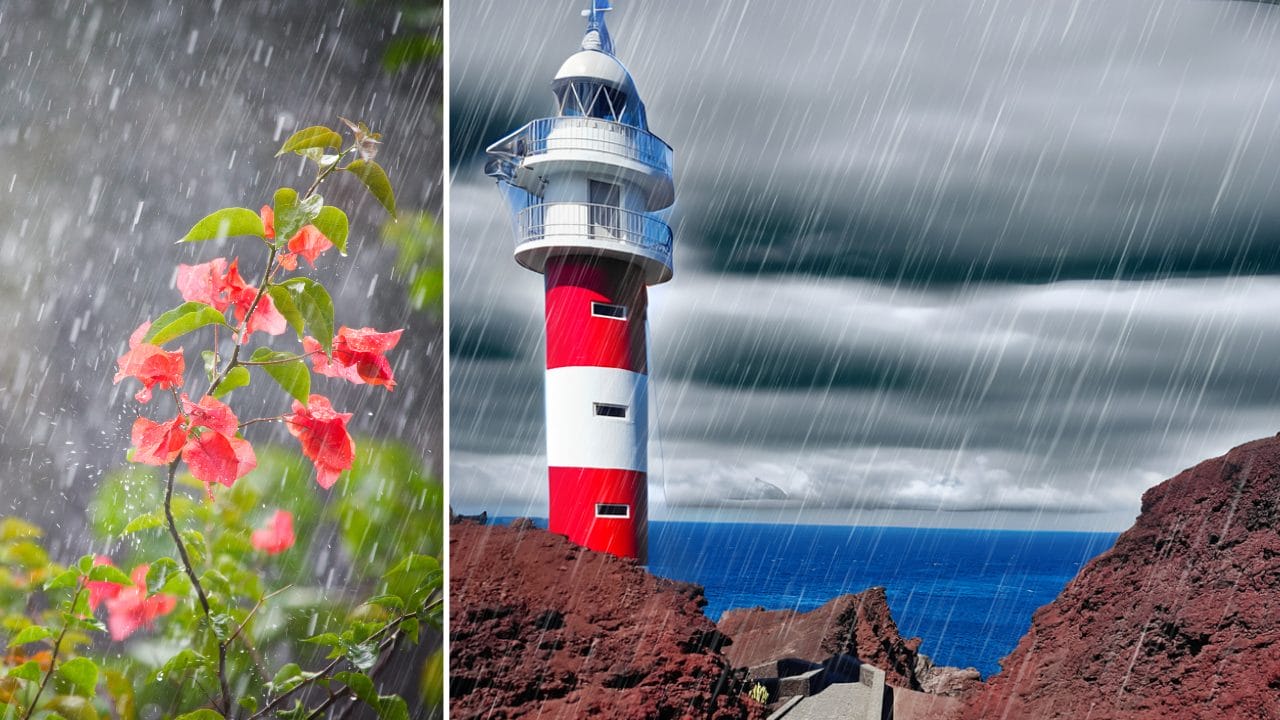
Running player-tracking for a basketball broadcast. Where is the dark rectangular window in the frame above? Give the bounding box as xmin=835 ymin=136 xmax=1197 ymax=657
xmin=591 ymin=302 xmax=627 ymax=320
xmin=593 ymin=402 xmax=628 ymax=419
xmin=596 ymin=503 xmax=630 ymax=518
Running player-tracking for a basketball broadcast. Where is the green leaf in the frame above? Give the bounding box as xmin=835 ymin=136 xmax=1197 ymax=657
xmin=0 ymin=518 xmax=43 ymax=542
xmin=144 ymin=302 xmax=230 ymax=345
xmin=365 ymin=595 xmax=404 ymax=612
xmin=44 ymin=569 xmax=81 ymax=592
xmin=272 ymin=188 xmax=323 ymax=242
xmin=238 ymin=697 xmax=258 ymax=714
xmin=179 ymin=207 xmax=265 ymax=243
xmin=8 ymin=660 xmax=41 ymax=682
xmin=174 ymin=711 xmax=224 ymax=720
xmin=302 ymin=632 xmax=342 ymax=649
xmin=382 ymin=554 xmax=441 ymax=609
xmin=398 ymin=617 xmax=419 ymax=645
xmin=121 ymin=512 xmax=164 ymax=536
xmin=334 ymin=671 xmax=377 ymax=706
xmin=376 ymin=695 xmax=409 ymax=720
xmin=345 ymin=159 xmax=397 ymax=218
xmin=8 ymin=625 xmax=52 ymax=647
xmin=311 ymin=206 xmax=349 ymax=255
xmin=64 ymin=613 xmax=106 ymax=634
xmin=86 ymin=564 xmax=132 ymax=586
xmin=266 ymin=286 xmax=304 ymax=338
xmin=145 ymin=558 xmax=181 ymax=595
xmin=277 ymin=278 xmax=334 ymax=355
xmin=276 ymin=126 xmax=343 ymax=157
xmin=181 ymin=530 xmax=207 ymax=568
xmin=248 ymin=348 xmax=310 ymax=404
xmin=5 ymin=540 xmax=48 ymax=568
xmin=56 ymin=657 xmax=98 ymax=697
xmin=159 ymin=649 xmax=209 ymax=679
xmin=212 ymin=366 xmax=250 ymax=398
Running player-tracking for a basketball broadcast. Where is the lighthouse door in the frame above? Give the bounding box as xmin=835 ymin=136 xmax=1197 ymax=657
xmin=588 ymin=180 xmax=620 ymax=241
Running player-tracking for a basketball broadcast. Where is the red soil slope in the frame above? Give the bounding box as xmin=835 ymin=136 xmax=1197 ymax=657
xmin=964 ymin=435 xmax=1280 ymax=720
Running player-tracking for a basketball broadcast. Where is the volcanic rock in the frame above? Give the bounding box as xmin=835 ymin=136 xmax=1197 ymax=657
xmin=963 ymin=435 xmax=1280 ymax=719
xmin=717 ymin=587 xmax=973 ymax=692
xmin=450 ymin=522 xmax=764 ymax=719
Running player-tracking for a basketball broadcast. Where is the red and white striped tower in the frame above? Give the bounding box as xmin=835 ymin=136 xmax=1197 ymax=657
xmin=485 ymin=0 xmax=674 ymax=562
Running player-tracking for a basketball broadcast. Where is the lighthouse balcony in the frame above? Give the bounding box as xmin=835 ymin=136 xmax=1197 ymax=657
xmin=486 ymin=117 xmax=675 ymax=211
xmin=513 ymin=202 xmax=673 ymax=285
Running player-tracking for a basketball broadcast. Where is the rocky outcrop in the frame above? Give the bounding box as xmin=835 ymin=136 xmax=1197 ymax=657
xmin=450 ymin=521 xmax=764 ymax=719
xmin=717 ymin=588 xmax=976 ymax=695
xmin=964 ymin=435 xmax=1280 ymax=720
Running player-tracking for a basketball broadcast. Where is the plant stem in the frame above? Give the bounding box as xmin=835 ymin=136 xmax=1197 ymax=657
xmin=20 ymin=590 xmax=79 ymax=720
xmin=164 ymin=460 xmax=231 ymax=715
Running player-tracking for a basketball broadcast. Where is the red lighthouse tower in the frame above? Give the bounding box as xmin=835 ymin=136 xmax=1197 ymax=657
xmin=485 ymin=1 xmax=674 ymax=562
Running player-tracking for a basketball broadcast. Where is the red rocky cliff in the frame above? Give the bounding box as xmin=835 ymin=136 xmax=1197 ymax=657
xmin=450 ymin=521 xmax=763 ymax=719
xmin=964 ymin=435 xmax=1280 ymax=720
xmin=717 ymin=588 xmax=980 ymax=698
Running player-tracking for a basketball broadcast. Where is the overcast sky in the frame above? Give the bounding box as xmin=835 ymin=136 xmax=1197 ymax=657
xmin=450 ymin=0 xmax=1280 ymax=530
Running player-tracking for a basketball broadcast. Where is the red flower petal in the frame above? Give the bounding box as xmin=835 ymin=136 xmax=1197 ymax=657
xmin=260 ymin=205 xmax=275 ymax=240
xmin=251 ymin=510 xmax=296 ymax=555
xmin=114 ymin=322 xmax=185 ymax=404
xmin=130 ymin=416 xmax=187 ymax=466
xmin=285 ymin=395 xmax=355 ymax=489
xmin=180 ymin=394 xmax=239 ymax=436
xmin=104 ymin=564 xmax=176 ymax=641
xmin=176 ymin=258 xmax=233 ymax=312
xmin=286 ymin=225 xmax=333 ymax=268
xmin=182 ymin=430 xmax=257 ymax=488
xmin=307 ymin=327 xmax=402 ymax=390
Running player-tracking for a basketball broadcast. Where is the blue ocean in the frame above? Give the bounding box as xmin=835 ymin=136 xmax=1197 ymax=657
xmin=498 ymin=519 xmax=1118 ymax=677
xmin=647 ymin=522 xmax=1118 ymax=677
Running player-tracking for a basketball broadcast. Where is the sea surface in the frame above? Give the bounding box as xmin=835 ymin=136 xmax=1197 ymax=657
xmin=647 ymin=522 xmax=1118 ymax=678
xmin=491 ymin=519 xmax=1117 ymax=677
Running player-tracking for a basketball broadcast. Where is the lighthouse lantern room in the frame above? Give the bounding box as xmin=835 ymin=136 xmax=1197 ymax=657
xmin=485 ymin=0 xmax=674 ymax=562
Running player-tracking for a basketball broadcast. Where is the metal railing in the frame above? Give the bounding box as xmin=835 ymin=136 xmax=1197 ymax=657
xmin=515 ymin=202 xmax=673 ymax=261
xmin=489 ymin=117 xmax=673 ymax=176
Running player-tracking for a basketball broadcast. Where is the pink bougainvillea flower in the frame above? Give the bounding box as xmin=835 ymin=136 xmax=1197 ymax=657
xmin=176 ymin=258 xmax=234 ymax=312
xmin=114 ymin=322 xmax=185 ymax=404
xmin=181 ymin=430 xmax=257 ymax=491
xmin=130 ymin=393 xmax=255 ymax=493
xmin=304 ymin=326 xmax=403 ymax=390
xmin=104 ymin=564 xmax=176 ymax=641
xmin=287 ymin=225 xmax=334 ymax=268
xmin=87 ymin=556 xmax=125 ymax=611
xmin=130 ymin=415 xmax=187 ymax=466
xmin=220 ymin=259 xmax=287 ymax=342
xmin=180 ymin=394 xmax=239 ymax=437
xmin=276 ymin=250 xmax=299 ymax=272
xmin=251 ymin=510 xmax=296 ymax=555
xmin=285 ymin=394 xmax=355 ymax=489
xmin=259 ymin=205 xmax=276 ymax=240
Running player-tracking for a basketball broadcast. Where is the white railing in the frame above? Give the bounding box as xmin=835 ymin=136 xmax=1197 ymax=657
xmin=515 ymin=202 xmax=672 ymax=262
xmin=489 ymin=117 xmax=673 ymax=176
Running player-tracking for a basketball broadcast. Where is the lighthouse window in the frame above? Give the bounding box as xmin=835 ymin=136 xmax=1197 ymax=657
xmin=589 ymin=180 xmax=621 ymax=238
xmin=591 ymin=302 xmax=628 ymax=320
xmin=595 ymin=503 xmax=630 ymax=518
xmin=593 ymin=402 xmax=628 ymax=419
xmin=556 ymin=82 xmax=628 ymax=122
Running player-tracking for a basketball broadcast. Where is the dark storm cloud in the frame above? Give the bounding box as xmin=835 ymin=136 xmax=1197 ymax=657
xmin=454 ymin=0 xmax=1280 ymax=283
xmin=450 ymin=0 xmax=1280 ymax=526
